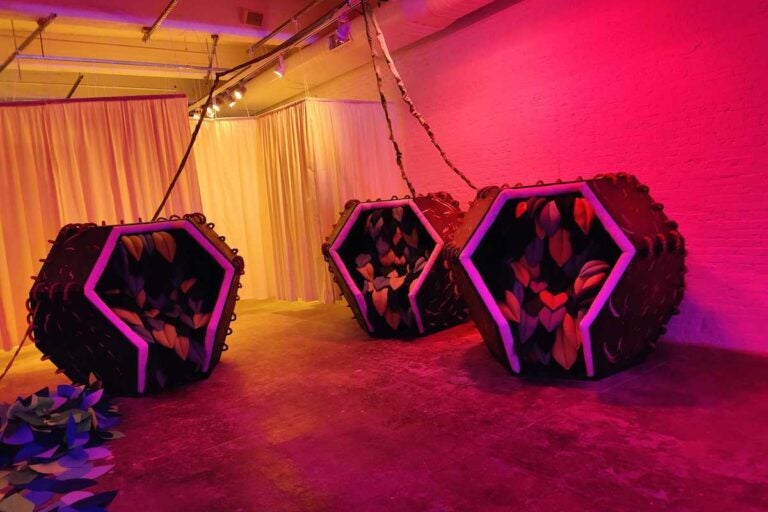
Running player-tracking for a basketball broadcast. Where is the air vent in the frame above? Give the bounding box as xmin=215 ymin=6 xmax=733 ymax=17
xmin=242 ymin=9 xmax=263 ymax=27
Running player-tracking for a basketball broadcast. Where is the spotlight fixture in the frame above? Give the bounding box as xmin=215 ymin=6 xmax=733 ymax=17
xmin=191 ymin=109 xmax=201 ymax=120
xmin=233 ymin=83 xmax=247 ymax=100
xmin=274 ymin=55 xmax=286 ymax=78
xmin=212 ymin=96 xmax=221 ymax=112
xmin=329 ymin=14 xmax=351 ymax=50
xmin=226 ymin=92 xmax=237 ymax=108
xmin=206 ymin=107 xmax=215 ymax=119
xmin=336 ymin=14 xmax=351 ymax=43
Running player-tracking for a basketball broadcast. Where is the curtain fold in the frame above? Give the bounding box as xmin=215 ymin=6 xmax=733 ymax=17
xmin=0 ymin=95 xmax=200 ymax=350
xmin=194 ymin=98 xmax=407 ymax=304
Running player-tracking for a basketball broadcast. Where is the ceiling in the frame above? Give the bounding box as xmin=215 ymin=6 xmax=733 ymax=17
xmin=0 ymin=0 xmax=496 ymax=115
xmin=0 ymin=0 xmax=344 ymax=111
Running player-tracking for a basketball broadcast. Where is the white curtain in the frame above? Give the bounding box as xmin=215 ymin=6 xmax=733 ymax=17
xmin=0 ymin=95 xmax=201 ymax=350
xmin=193 ymin=98 xmax=407 ymax=303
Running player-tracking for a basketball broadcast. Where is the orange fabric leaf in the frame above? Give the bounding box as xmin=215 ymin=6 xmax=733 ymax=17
xmin=152 ymin=231 xmax=177 ymax=263
xmin=548 ymin=228 xmax=572 ymax=267
xmin=372 ymin=288 xmax=388 ymax=316
xmin=510 ymin=260 xmax=531 ymax=287
xmin=539 ymin=290 xmax=568 ymax=310
xmin=502 ymin=289 xmax=521 ymax=322
xmin=193 ymin=312 xmax=211 ymax=329
xmin=152 ymin=328 xmax=173 ymax=348
xmin=552 ymin=313 xmax=581 ymax=369
xmin=135 ymin=289 xmax=146 ymax=309
xmin=174 ymin=335 xmax=190 ymax=360
xmin=181 ymin=278 xmax=198 ymax=293
xmin=121 ymin=236 xmax=143 ymax=261
xmin=384 ymin=309 xmax=401 ymax=330
xmin=402 ymin=228 xmax=419 ymax=248
xmin=574 ymin=198 xmax=596 ymax=234
xmin=111 ymin=307 xmax=143 ymax=327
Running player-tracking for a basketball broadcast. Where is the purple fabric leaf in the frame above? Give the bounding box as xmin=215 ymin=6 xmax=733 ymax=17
xmin=519 ymin=312 xmax=539 ymax=343
xmin=68 ymin=490 xmax=118 ymax=508
xmin=80 ymin=390 xmax=103 ymax=411
xmin=25 ymin=490 xmax=55 ymax=506
xmin=130 ymin=325 xmax=153 ymax=344
xmin=375 ymin=237 xmax=390 ymax=255
xmin=61 ymin=491 xmax=94 ymax=506
xmin=93 ymin=414 xmax=119 ymax=431
xmin=56 ymin=385 xmax=82 ymax=400
xmin=142 ymin=234 xmax=155 ymax=254
xmin=72 ymin=431 xmax=90 ymax=448
xmin=66 ymin=414 xmax=77 ymax=449
xmin=539 ymin=307 xmax=567 ymax=333
xmin=85 ymin=446 xmax=112 ymax=461
xmin=23 ymin=477 xmax=58 ymax=491
xmin=14 ymin=442 xmax=47 ymax=463
xmin=538 ymin=201 xmax=561 ymax=237
xmin=125 ymin=273 xmax=144 ymax=297
xmin=57 ymin=463 xmax=95 ymax=481
xmin=29 ymin=446 xmax=60 ymax=462
xmin=82 ymin=465 xmax=114 ymax=480
xmin=512 ymin=281 xmax=525 ymax=304
xmin=41 ymin=478 xmax=96 ymax=494
xmin=147 ymin=294 xmax=168 ymax=310
xmin=3 ymin=422 xmax=33 ymax=445
xmin=59 ymin=448 xmax=89 ymax=469
xmin=524 ymin=238 xmax=545 ymax=266
xmin=354 ymin=253 xmax=371 ymax=267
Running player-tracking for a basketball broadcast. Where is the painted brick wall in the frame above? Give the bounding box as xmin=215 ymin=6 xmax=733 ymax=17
xmin=305 ymin=0 xmax=768 ymax=353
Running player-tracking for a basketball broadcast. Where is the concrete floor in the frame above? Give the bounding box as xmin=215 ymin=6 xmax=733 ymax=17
xmin=2 ymin=299 xmax=768 ymax=511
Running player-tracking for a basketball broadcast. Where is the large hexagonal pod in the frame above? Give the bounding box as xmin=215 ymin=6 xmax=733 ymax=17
xmin=451 ymin=175 xmax=685 ymax=377
xmin=323 ymin=193 xmax=468 ymax=337
xmin=29 ymin=214 xmax=244 ymax=394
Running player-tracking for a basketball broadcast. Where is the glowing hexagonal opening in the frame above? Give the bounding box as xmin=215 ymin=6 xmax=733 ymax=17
xmin=459 ymin=183 xmax=636 ymax=376
xmin=330 ymin=200 xmax=443 ymax=335
xmin=84 ymin=221 xmax=236 ymax=392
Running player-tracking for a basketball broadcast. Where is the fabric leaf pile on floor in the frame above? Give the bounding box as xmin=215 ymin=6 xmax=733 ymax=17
xmin=0 ymin=385 xmax=122 ymax=511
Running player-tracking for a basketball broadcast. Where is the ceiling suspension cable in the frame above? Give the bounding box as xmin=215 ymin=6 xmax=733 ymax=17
xmin=368 ymin=5 xmax=477 ymax=191
xmin=361 ymin=0 xmax=416 ymax=197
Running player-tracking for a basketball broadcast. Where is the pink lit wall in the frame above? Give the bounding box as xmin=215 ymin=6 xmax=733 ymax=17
xmin=307 ymin=0 xmax=768 ymax=353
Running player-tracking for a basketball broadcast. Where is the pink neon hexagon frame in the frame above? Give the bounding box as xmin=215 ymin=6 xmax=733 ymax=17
xmin=327 ymin=199 xmax=445 ymax=334
xmin=457 ymin=183 xmax=636 ymax=377
xmin=83 ymin=220 xmax=236 ymax=393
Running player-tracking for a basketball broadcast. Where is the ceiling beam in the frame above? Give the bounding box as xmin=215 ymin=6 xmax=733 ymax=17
xmin=141 ymin=0 xmax=180 ymax=42
xmin=0 ymin=13 xmax=56 ymax=74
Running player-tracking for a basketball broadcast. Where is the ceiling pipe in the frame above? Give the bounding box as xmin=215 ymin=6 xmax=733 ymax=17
xmin=219 ymin=0 xmax=496 ymax=114
xmin=16 ymin=53 xmax=226 ymax=77
xmin=246 ymin=0 xmax=327 ymax=56
xmin=0 ymin=13 xmax=56 ymax=74
xmin=142 ymin=0 xmax=180 ymax=42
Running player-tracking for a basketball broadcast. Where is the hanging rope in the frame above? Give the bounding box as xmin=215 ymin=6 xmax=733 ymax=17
xmin=152 ymin=76 xmax=220 ymax=221
xmin=0 ymin=305 xmax=37 ymax=384
xmin=0 ymin=326 xmax=31 ymax=383
xmin=361 ymin=0 xmax=417 ymax=197
xmin=368 ymin=7 xmax=477 ymax=191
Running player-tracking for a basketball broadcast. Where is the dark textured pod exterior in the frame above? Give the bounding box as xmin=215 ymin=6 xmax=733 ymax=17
xmin=29 ymin=214 xmax=243 ymax=395
xmin=322 ymin=192 xmax=468 ymax=337
xmin=451 ymin=174 xmax=685 ymax=378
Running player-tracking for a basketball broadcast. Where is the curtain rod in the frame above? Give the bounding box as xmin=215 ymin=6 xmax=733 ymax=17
xmin=0 ymin=93 xmax=187 ymax=109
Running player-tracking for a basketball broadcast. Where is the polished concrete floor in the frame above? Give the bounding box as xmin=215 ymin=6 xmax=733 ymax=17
xmin=2 ymin=299 xmax=768 ymax=511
